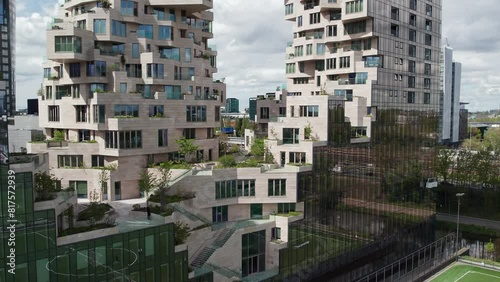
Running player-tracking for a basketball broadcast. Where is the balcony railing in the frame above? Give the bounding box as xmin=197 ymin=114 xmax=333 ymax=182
xmin=195 ymin=93 xmax=218 ymax=101
xmin=337 ymin=78 xmax=367 ymax=85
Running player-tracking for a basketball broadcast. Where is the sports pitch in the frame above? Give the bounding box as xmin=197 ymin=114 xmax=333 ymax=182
xmin=431 ymin=264 xmax=500 ymax=282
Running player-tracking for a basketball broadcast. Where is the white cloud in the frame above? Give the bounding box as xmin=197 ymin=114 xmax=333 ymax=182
xmin=14 ymin=0 xmax=500 ymax=112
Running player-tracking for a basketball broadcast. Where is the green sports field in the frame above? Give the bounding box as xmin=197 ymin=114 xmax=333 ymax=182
xmin=431 ymin=264 xmax=500 ymax=282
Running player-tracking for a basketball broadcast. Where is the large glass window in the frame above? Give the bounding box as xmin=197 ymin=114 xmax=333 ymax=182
xmin=299 ymin=105 xmax=319 ymax=117
xmin=158 ymin=129 xmax=168 ymax=147
xmin=112 ymin=20 xmax=127 ymax=36
xmin=158 ymin=25 xmax=173 ymax=40
xmin=55 ymin=36 xmax=82 ymax=53
xmin=186 ymin=105 xmax=207 ymax=122
xmin=132 ymin=43 xmax=139 ymax=58
xmin=138 ymin=25 xmax=153 ymax=39
xmin=69 ymin=63 xmax=81 ymax=77
xmin=114 ymin=105 xmax=139 ymax=117
xmin=268 ymin=179 xmax=286 ymax=196
xmin=283 ymin=128 xmax=299 ymax=144
xmin=58 ymin=155 xmax=83 ymax=168
xmin=70 ymin=181 xmax=88 ymax=198
xmin=121 ymin=0 xmax=138 ymax=16
xmin=147 ymin=64 xmax=164 ymax=78
xmin=212 ymin=205 xmax=228 ymax=223
xmin=242 ymin=230 xmax=266 ymax=277
xmin=87 ymin=61 xmax=107 ymax=77
xmin=165 ymin=85 xmax=182 ymax=99
xmin=93 ymin=19 xmax=106 ymax=34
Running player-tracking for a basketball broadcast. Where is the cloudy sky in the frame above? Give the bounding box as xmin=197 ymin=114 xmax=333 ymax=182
xmin=16 ymin=0 xmax=500 ymax=111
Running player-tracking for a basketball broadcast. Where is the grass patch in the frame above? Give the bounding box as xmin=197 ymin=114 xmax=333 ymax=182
xmin=431 ymin=264 xmax=500 ymax=282
xmin=148 ymin=194 xmax=191 ymax=204
xmin=276 ymin=211 xmax=303 ymax=217
xmin=77 ymin=203 xmax=112 ymax=221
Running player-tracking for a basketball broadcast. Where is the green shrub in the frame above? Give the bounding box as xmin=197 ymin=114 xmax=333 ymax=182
xmin=236 ymin=158 xmax=261 ymax=168
xmin=174 ymin=221 xmax=190 ymax=245
xmin=218 ymin=155 xmax=236 ymax=168
xmin=53 ymin=130 xmax=65 ymax=141
xmin=78 ymin=203 xmax=112 ymax=222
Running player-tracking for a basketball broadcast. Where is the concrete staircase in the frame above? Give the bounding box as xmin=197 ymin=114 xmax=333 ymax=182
xmin=170 ymin=203 xmax=211 ymax=224
xmin=191 ymin=227 xmax=235 ymax=268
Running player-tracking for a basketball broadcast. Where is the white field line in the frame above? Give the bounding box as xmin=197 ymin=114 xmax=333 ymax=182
xmin=470 ymin=271 xmax=500 ymax=280
xmin=455 ymin=270 xmax=471 ymax=282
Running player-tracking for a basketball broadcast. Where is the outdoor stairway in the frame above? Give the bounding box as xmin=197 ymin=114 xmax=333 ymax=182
xmin=191 ymin=246 xmax=216 ymax=268
xmin=170 ymin=203 xmax=211 ymax=224
xmin=191 ymin=228 xmax=236 ymax=268
xmin=204 ymin=263 xmax=241 ymax=279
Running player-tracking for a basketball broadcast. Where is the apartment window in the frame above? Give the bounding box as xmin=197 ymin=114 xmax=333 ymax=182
xmin=126 ymin=64 xmax=142 ymax=78
xmin=297 ymin=16 xmax=302 ymax=27
xmin=48 ymin=106 xmax=60 ymax=122
xmin=72 ymin=84 xmax=80 ymax=98
xmin=119 ymin=83 xmax=127 ymax=93
xmin=87 ymin=61 xmax=106 ymax=77
xmin=409 ymin=29 xmax=416 ymax=42
xmin=55 ymin=36 xmax=82 ymax=53
xmin=183 ymin=128 xmax=196 ymax=139
xmin=46 ymin=86 xmax=53 ymax=99
xmin=409 ymin=13 xmax=417 ymax=26
xmin=91 ymin=155 xmax=105 ymax=167
xmin=309 ymin=12 xmax=320 ymax=24
xmin=93 ymin=19 xmax=106 ymax=34
xmin=344 ymin=20 xmax=366 ymax=35
xmin=326 ymin=58 xmax=336 ymax=69
xmin=75 ymin=105 xmax=88 ymax=122
xmin=271 ymin=227 xmax=281 ymax=240
xmin=283 ymin=128 xmax=299 ymax=144
xmin=111 ymin=20 xmax=127 ymax=37
xmin=158 ymin=25 xmax=173 ymax=40
xmin=93 ymin=105 xmax=105 ymax=123
xmin=113 ymin=104 xmax=138 ymax=117
xmin=294 ymin=46 xmax=303 ymax=57
xmin=148 ymin=105 xmax=164 ymax=117
xmin=424 ymin=63 xmax=431 ymax=75
xmin=215 ymin=180 xmax=237 ymax=199
xmin=121 ymin=0 xmax=138 ymax=16
xmin=407 ymin=91 xmax=416 ymax=104
xmin=408 ymin=76 xmax=416 ymax=88
xmin=268 ymin=179 xmax=286 ymax=196
xmin=346 ymin=0 xmax=364 ymax=14
xmin=424 ymin=78 xmax=431 ymax=89
xmin=391 ymin=7 xmax=399 ymax=21
xmin=69 ymin=63 xmax=80 ymax=77
xmin=285 ymin=3 xmax=293 ymax=15
xmin=408 ymin=60 xmax=416 ymax=73
xmin=138 ymin=25 xmax=153 ymax=39
xmin=424 ymin=93 xmax=431 ymax=104
xmin=316 ymin=44 xmax=326 ymax=55
xmin=278 ymin=203 xmax=296 ymax=213
xmin=147 ymin=63 xmax=164 ymax=78
xmin=327 ymin=25 xmax=337 ymax=37
xmin=293 ymin=78 xmax=309 ymax=84
xmin=425 ymin=48 xmax=432 ymax=60
xmin=286 ymin=63 xmax=295 ymax=74
xmin=214 ymin=106 xmax=220 ymax=121
xmin=299 ymin=105 xmax=319 ymax=117
xmin=425 ymin=19 xmax=432 ymax=31
xmin=306 ymin=44 xmax=313 ymax=55
xmin=237 ymin=180 xmax=256 ymax=197
xmin=212 ymin=206 xmax=228 ymax=223
xmin=391 ymin=24 xmax=399 ymax=37
xmin=89 ymin=84 xmax=105 ymax=94
xmin=186 ymin=106 xmax=207 ymax=122
xmin=105 ymin=130 xmax=142 ymax=149
xmin=58 ymin=155 xmax=83 ymax=168
xmin=409 ymin=45 xmax=416 ymax=57
xmin=158 ymin=129 xmax=168 ymax=147
xmin=279 ymin=107 xmax=286 ymax=117
xmin=410 ymin=0 xmax=417 ymax=10
xmin=207 ymin=128 xmax=215 ymax=139
xmin=70 ymin=181 xmax=88 ymax=199
xmin=185 ymin=48 xmax=191 ymax=62
xmin=339 ymin=56 xmax=350 ymax=68
xmin=260 ymin=107 xmax=269 ymax=119
xmin=425 ymin=34 xmax=432 ymax=46
xmin=426 ymin=4 xmax=432 ymax=16
xmin=132 ymin=43 xmax=139 ymax=58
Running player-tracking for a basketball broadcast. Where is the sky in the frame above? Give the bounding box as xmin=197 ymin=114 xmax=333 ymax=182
xmin=15 ymin=0 xmax=500 ymax=112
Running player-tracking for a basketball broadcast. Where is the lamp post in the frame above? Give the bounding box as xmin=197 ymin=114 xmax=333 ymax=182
xmin=456 ymin=193 xmax=465 ymax=255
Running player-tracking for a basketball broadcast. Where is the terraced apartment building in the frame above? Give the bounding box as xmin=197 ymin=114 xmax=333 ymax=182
xmin=30 ymin=0 xmax=225 ymax=200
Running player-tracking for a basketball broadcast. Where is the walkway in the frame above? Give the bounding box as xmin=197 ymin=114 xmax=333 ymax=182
xmin=436 ymin=212 xmax=500 ymax=231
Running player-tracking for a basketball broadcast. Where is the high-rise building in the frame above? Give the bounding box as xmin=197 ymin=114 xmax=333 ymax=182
xmin=225 ymin=97 xmax=239 ymax=113
xmin=0 ymin=0 xmax=15 ymax=116
xmin=440 ymin=45 xmax=462 ymax=145
xmin=31 ymin=0 xmax=225 ymax=200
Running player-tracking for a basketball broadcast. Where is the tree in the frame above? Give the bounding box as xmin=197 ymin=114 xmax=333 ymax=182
xmin=176 ymin=136 xmax=199 ymax=163
xmin=36 ymin=87 xmax=44 ymax=97
xmin=435 ymin=149 xmax=453 ymax=182
xmin=219 ymin=132 xmax=229 ymax=156
xmin=250 ymin=138 xmax=265 ymax=158
xmin=139 ymin=170 xmax=157 ymax=206
xmin=218 ymin=155 xmax=236 ymax=168
xmin=53 ymin=129 xmax=65 ymax=141
xmin=486 ymin=240 xmax=495 ymax=260
xmin=34 ymin=172 xmax=60 ymax=201
xmin=237 ymin=118 xmax=254 ymax=137
xmin=98 ymin=163 xmax=117 ymax=202
xmin=174 ymin=221 xmax=190 ymax=245
xmin=156 ymin=162 xmax=173 ymax=210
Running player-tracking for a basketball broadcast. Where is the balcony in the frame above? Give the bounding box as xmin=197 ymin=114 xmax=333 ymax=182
xmin=337 ymin=78 xmax=367 ymax=85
